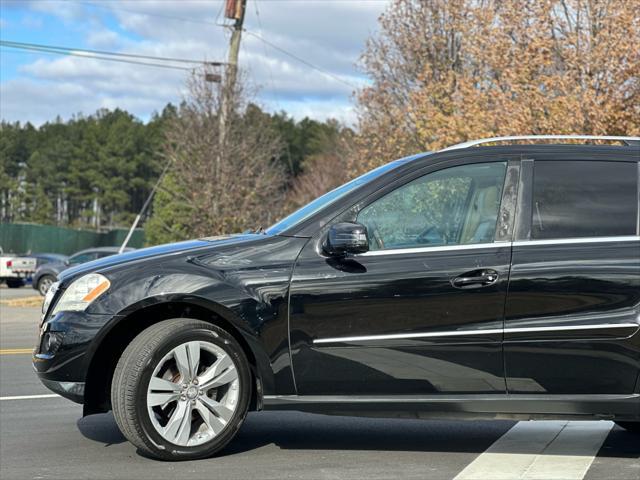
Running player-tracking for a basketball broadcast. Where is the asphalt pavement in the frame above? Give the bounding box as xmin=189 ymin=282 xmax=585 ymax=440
xmin=0 ymin=283 xmax=40 ymax=300
xmin=1 ymin=301 xmax=638 ymax=479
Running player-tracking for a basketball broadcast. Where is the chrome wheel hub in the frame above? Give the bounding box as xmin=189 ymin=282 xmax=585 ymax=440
xmin=39 ymin=278 xmax=53 ymax=295
xmin=146 ymin=340 xmax=240 ymax=447
xmin=185 ymin=385 xmax=199 ymax=400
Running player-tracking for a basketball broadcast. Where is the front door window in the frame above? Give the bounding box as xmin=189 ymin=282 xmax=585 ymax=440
xmin=357 ymin=162 xmax=507 ymax=250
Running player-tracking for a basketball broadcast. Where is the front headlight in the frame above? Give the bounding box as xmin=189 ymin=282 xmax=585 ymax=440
xmin=42 ymin=281 xmax=60 ymax=316
xmin=51 ymin=273 xmax=110 ymax=315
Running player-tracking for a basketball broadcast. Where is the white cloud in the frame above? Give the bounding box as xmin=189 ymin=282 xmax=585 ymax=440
xmin=1 ymin=0 xmax=390 ymax=125
xmin=26 ymin=0 xmax=84 ymax=22
xmin=0 ymin=76 xmax=183 ymax=125
xmin=86 ymin=28 xmax=124 ymax=49
xmin=276 ymin=98 xmax=357 ymax=125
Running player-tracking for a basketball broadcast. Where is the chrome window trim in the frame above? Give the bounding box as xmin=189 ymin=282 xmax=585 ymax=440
xmin=313 ymin=323 xmax=639 ymax=345
xmin=357 ymin=242 xmax=507 ymax=257
xmin=512 ymin=236 xmax=640 ymax=247
xmin=356 ymin=236 xmax=639 ymax=257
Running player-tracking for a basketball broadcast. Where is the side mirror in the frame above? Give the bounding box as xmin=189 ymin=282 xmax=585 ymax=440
xmin=325 ymin=222 xmax=369 ymax=256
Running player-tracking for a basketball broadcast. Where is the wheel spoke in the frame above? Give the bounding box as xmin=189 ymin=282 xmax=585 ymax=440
xmin=198 ymin=353 xmax=234 ymax=387
xmin=173 ymin=344 xmax=191 ymax=382
xmin=174 ymin=403 xmax=193 ymax=445
xmin=186 ymin=341 xmax=200 ymax=379
xmin=149 ymin=376 xmax=181 ymax=392
xmin=198 ymin=395 xmax=234 ymax=423
xmin=148 ymin=392 xmax=179 ymax=407
xmin=163 ymin=400 xmax=192 ymax=444
xmin=194 ymin=400 xmax=226 ymax=434
xmin=201 ymin=366 xmax=238 ymax=390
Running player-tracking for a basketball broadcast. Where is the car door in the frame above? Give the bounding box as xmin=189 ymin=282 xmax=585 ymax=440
xmin=505 ymin=156 xmax=640 ymax=395
xmin=289 ymin=158 xmax=518 ymax=396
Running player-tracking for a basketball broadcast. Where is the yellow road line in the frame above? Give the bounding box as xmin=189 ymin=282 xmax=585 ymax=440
xmin=0 ymin=348 xmax=33 ymax=355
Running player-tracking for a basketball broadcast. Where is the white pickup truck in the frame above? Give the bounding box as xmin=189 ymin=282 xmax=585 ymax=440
xmin=0 ymin=249 xmax=37 ymax=288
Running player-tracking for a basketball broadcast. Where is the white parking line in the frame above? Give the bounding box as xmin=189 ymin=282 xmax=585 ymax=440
xmin=0 ymin=394 xmax=60 ymax=401
xmin=454 ymin=421 xmax=613 ymax=480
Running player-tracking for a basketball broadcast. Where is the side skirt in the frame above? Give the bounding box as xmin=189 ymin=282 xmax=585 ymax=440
xmin=262 ymin=394 xmax=640 ymax=421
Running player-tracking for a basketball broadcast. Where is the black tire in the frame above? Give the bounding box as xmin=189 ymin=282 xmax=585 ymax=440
xmin=111 ymin=318 xmax=252 ymax=460
xmin=615 ymin=421 xmax=640 ymax=433
xmin=6 ymin=278 xmax=24 ymax=288
xmin=37 ymin=275 xmax=55 ymax=296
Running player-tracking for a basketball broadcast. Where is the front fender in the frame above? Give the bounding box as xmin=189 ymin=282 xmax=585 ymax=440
xmin=84 ymin=235 xmax=308 ymax=395
xmin=84 ymin=293 xmax=279 ymax=394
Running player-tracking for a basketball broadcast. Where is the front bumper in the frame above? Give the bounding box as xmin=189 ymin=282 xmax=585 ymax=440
xmin=40 ymin=379 xmax=85 ymax=403
xmin=34 ymin=309 xmax=116 ymax=404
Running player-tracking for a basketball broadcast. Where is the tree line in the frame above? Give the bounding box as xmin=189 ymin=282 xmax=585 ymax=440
xmin=2 ymin=0 xmax=637 ymax=247
xmin=0 ymin=102 xmax=351 ymax=240
xmin=149 ymin=0 xmax=638 ymax=245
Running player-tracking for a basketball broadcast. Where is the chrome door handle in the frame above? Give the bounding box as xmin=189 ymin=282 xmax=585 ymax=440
xmin=452 ymin=269 xmax=499 ymax=289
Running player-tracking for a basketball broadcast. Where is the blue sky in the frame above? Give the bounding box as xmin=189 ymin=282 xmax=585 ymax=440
xmin=0 ymin=0 xmax=389 ymax=125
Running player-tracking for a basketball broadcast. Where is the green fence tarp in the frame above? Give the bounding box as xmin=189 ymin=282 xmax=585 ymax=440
xmin=0 ymin=223 xmax=145 ymax=255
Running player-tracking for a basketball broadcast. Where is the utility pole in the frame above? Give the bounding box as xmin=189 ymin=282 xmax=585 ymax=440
xmin=225 ymin=0 xmax=247 ymax=95
xmin=120 ymin=6 xmax=239 ymax=251
xmin=217 ymin=0 xmax=247 ymax=175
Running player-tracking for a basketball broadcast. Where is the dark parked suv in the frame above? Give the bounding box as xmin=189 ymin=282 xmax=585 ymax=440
xmin=35 ymin=136 xmax=640 ymax=460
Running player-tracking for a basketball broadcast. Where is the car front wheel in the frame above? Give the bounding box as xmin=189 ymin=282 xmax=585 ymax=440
xmin=111 ymin=318 xmax=251 ymax=460
xmin=37 ymin=275 xmax=55 ymax=296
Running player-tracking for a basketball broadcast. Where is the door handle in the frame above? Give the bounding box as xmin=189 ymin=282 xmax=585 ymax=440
xmin=451 ymin=269 xmax=499 ymax=289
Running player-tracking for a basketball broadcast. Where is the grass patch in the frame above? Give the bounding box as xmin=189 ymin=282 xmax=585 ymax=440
xmin=0 ymin=296 xmax=43 ymax=308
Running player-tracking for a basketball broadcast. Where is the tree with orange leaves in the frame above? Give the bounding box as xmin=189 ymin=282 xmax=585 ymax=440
xmin=352 ymin=0 xmax=640 ymax=174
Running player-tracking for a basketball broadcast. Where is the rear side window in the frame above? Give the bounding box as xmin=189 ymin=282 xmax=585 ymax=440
xmin=531 ymin=161 xmax=638 ymax=239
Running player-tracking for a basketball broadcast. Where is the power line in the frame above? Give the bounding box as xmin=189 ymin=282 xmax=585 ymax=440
xmin=242 ymin=30 xmax=358 ymax=89
xmin=0 ymin=40 xmax=222 ymax=66
xmin=4 ymin=0 xmax=364 ymax=89
xmin=78 ymin=1 xmax=223 ymax=27
xmin=0 ymin=42 xmax=194 ymax=71
xmin=76 ymin=0 xmax=360 ymax=89
xmin=253 ymin=0 xmax=281 ymax=106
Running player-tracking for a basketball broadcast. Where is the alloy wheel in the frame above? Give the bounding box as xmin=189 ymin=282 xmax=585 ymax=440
xmin=146 ymin=340 xmax=240 ymax=447
xmin=39 ymin=277 xmax=54 ymax=296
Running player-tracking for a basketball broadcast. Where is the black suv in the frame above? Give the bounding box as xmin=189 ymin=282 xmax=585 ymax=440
xmin=35 ymin=136 xmax=640 ymax=460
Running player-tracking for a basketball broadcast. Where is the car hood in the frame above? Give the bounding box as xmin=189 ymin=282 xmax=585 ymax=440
xmin=57 ymin=234 xmax=267 ymax=283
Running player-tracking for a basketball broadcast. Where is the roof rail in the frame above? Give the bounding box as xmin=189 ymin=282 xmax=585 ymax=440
xmin=441 ymin=135 xmax=640 ymax=151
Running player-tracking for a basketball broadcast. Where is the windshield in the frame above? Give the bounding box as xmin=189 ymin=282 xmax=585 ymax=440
xmin=267 ymin=157 xmax=416 ymax=235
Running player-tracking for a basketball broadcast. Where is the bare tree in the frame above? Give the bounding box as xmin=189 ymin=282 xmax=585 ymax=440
xmin=145 ymin=69 xmax=285 ymax=244
xmin=284 ymin=128 xmax=354 ymax=211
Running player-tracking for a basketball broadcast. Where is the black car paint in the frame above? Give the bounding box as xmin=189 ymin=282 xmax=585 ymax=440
xmin=289 ymin=241 xmax=510 ymax=395
xmin=34 ymin=145 xmax=640 ymax=421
